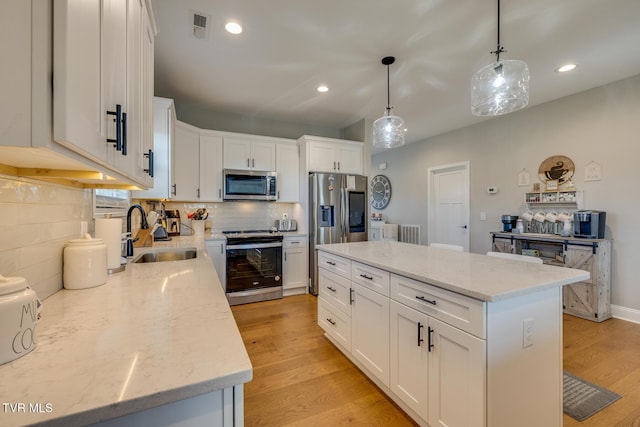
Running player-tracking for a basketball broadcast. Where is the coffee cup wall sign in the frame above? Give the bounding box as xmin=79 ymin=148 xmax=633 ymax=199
xmin=538 ymin=155 xmax=575 ymax=185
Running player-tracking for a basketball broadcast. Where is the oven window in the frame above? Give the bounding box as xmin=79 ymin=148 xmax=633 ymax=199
xmin=226 ymin=246 xmax=282 ymax=293
xmin=225 ymin=174 xmax=267 ymax=195
xmin=348 ymin=191 xmax=366 ymax=233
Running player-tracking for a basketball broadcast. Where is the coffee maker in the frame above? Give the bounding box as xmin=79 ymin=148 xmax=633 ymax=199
xmin=573 ymin=210 xmax=606 ymax=238
xmin=166 ymin=210 xmax=181 ymax=236
xmin=501 ymin=215 xmax=519 ymax=232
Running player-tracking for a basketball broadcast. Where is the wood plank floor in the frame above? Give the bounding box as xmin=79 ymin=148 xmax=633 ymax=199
xmin=232 ymin=294 xmax=640 ymax=426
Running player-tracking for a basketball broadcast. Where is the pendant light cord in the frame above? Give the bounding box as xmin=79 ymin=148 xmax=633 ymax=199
xmin=491 ymin=0 xmax=505 ymax=61
xmin=386 ymin=63 xmax=391 ymax=115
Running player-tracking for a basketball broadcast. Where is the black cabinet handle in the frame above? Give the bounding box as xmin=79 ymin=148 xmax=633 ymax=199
xmin=106 ymin=104 xmax=122 ymax=151
xmin=427 ymin=326 xmax=434 ymax=352
xmin=144 ymin=149 xmax=154 ymax=177
xmin=359 ymin=274 xmax=373 ymax=280
xmin=326 ymin=318 xmax=336 ymax=326
xmin=327 ymin=286 xmax=336 ymax=292
xmin=349 ymin=288 xmax=354 ymax=305
xmin=418 ymin=322 xmax=424 ymax=347
xmin=121 ymin=112 xmax=127 ymax=155
xmin=326 ymin=261 xmax=336 ymax=266
xmin=197 ymin=188 xmax=200 ymax=198
xmin=416 ymin=295 xmax=437 ymax=306
xmin=172 ymin=184 xmax=177 ymax=196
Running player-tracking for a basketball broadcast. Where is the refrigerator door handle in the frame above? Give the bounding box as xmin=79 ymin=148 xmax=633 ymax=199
xmin=340 ymin=186 xmax=347 ymax=242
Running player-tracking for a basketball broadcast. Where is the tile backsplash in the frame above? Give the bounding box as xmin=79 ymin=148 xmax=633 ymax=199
xmin=0 ymin=175 xmax=93 ymax=299
xmin=142 ymin=200 xmax=297 ymax=233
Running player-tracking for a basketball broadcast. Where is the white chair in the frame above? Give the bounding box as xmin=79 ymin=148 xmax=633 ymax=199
xmin=429 ymin=243 xmax=465 ymax=252
xmin=486 ymin=251 xmax=543 ymax=264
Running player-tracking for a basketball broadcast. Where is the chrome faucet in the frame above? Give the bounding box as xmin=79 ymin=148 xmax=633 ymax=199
xmin=126 ymin=204 xmax=149 ymax=257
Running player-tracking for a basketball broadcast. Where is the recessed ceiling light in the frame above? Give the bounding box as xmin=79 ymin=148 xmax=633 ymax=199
xmin=317 ymin=85 xmax=329 ymax=93
xmin=556 ymin=64 xmax=577 ymax=73
xmin=225 ymin=22 xmax=243 ymax=35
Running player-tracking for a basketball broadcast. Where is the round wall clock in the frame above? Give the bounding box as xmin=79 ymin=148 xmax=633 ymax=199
xmin=370 ymin=175 xmax=391 ymax=209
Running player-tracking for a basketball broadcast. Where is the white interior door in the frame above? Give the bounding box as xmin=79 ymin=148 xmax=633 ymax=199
xmin=428 ymin=162 xmax=469 ymax=250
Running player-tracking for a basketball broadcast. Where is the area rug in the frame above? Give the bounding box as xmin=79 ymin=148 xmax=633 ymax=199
xmin=563 ymin=371 xmax=621 ymax=421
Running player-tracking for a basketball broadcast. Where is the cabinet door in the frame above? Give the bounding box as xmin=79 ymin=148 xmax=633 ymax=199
xmin=251 ymin=141 xmax=276 ymax=171
xmin=53 ymin=0 xmax=108 ymax=162
xmin=563 ymin=245 xmax=601 ymax=320
xmin=200 ymin=135 xmax=223 ymax=201
xmin=284 ymin=246 xmax=306 ymax=291
xmin=318 ymin=297 xmax=351 ymax=351
xmin=1 ymin=1 xmax=31 ymax=147
xmin=318 ymin=267 xmax=351 ymax=315
xmin=492 ymin=237 xmax=513 ymax=254
xmin=308 ymin=141 xmax=337 ymax=172
xmin=223 ymin=138 xmax=252 ymax=170
xmin=351 ymin=283 xmax=390 ymax=387
xmin=276 ymin=144 xmax=299 ymax=202
xmin=428 ymin=317 xmax=485 ymax=427
xmin=336 ymin=143 xmax=363 ymax=175
xmin=206 ymin=240 xmax=226 ymax=290
xmin=390 ymin=301 xmax=429 ymax=421
xmin=173 ymin=124 xmax=200 ymax=201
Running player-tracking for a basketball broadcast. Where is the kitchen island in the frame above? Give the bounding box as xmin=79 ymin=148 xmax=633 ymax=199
xmin=316 ymin=241 xmax=589 ymax=427
xmin=0 ymin=235 xmax=251 ymax=427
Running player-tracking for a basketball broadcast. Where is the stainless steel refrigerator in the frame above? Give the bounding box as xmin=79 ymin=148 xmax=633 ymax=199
xmin=309 ymin=173 xmax=368 ymax=295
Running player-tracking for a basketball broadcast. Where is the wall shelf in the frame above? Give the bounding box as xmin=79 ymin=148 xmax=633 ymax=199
xmin=525 ymin=190 xmax=583 ymax=207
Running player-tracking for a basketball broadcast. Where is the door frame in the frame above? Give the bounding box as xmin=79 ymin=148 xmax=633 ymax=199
xmin=427 ymin=161 xmax=470 ymax=250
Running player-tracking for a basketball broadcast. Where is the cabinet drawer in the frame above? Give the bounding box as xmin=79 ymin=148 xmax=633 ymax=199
xmin=391 ymin=274 xmax=486 ymax=339
xmin=284 ymin=236 xmax=306 ymax=248
xmin=318 ymin=251 xmax=351 ymax=278
xmin=318 ymin=268 xmax=352 ymax=316
xmin=318 ymin=297 xmax=351 ymax=351
xmin=351 ymin=261 xmax=390 ymax=296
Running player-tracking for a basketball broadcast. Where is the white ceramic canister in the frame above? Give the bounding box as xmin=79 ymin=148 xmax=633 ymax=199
xmin=0 ymin=275 xmax=41 ymax=365
xmin=63 ymin=234 xmax=108 ymax=290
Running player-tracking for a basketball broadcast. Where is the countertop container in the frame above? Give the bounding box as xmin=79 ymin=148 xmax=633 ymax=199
xmin=63 ymin=234 xmax=108 ymax=290
xmin=0 ymin=275 xmax=40 ymax=365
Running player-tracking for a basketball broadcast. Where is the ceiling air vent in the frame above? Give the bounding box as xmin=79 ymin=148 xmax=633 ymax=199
xmin=191 ymin=11 xmax=211 ymax=40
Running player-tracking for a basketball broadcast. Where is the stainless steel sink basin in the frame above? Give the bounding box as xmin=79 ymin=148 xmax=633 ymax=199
xmin=131 ymin=248 xmax=197 ymax=263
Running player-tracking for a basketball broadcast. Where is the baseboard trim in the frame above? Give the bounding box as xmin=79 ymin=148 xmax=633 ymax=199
xmin=611 ymin=304 xmax=640 ymax=324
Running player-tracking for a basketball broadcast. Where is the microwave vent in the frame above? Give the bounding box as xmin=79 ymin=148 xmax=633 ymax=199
xmin=192 ymin=11 xmax=210 ymax=40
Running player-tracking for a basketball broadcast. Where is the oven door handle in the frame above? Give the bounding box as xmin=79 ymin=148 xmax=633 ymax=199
xmin=227 ymin=242 xmax=283 ymax=250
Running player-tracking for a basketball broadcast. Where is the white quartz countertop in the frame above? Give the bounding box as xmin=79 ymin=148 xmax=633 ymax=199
xmin=317 ymin=241 xmax=590 ymax=302
xmin=0 ymin=236 xmax=252 ymax=427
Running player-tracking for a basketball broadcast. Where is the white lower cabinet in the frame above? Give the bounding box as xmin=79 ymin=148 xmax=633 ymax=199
xmin=206 ymin=239 xmax=226 ymax=290
xmin=351 ymin=282 xmax=390 ymax=386
xmin=283 ymin=235 xmax=307 ymax=295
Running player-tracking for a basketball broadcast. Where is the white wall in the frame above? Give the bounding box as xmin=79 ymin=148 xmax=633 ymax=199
xmin=371 ymin=74 xmax=640 ymax=310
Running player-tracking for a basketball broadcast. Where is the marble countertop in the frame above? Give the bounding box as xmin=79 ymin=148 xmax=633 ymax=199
xmin=317 ymin=241 xmax=590 ymax=302
xmin=0 ymin=236 xmax=252 ymax=427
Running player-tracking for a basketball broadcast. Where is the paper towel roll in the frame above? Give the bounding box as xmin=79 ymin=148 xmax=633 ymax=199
xmin=95 ymin=218 xmax=123 ymax=269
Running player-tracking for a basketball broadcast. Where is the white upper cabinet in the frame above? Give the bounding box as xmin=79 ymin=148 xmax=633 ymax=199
xmin=275 ymin=143 xmax=299 ymax=202
xmin=223 ymin=137 xmax=275 ymax=171
xmin=299 ymin=135 xmax=364 ymax=175
xmin=132 ymin=97 xmax=175 ymax=199
xmin=52 ymin=0 xmax=155 ymax=186
xmin=173 ymin=122 xmax=200 ymax=201
xmin=199 ymin=134 xmax=224 ymax=202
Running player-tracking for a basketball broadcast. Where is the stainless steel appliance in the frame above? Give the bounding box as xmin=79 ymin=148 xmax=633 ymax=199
xmin=501 ymin=215 xmax=519 ymax=232
xmin=165 ymin=210 xmax=181 ymax=236
xmin=224 ymin=230 xmax=283 ymax=305
xmin=573 ymin=210 xmax=606 ymax=238
xmin=309 ymin=173 xmax=368 ymax=295
xmin=223 ymin=169 xmax=277 ymax=201
xmin=275 ymin=219 xmax=297 ymax=231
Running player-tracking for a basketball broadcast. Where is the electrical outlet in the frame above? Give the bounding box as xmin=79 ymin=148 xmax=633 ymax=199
xmin=480 ymin=212 xmax=487 ymax=221
xmin=523 ymin=318 xmax=535 ymax=348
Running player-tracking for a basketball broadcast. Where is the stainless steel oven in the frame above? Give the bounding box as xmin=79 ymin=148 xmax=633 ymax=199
xmin=224 ymin=231 xmax=283 ymax=305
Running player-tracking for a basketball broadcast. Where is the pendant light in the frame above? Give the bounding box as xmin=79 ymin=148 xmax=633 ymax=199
xmin=372 ymin=56 xmax=406 ymax=149
xmin=471 ymin=0 xmax=529 ymax=116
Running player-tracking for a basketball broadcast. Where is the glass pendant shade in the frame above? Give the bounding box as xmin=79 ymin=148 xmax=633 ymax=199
xmin=471 ymin=59 xmax=530 ymax=116
xmin=372 ymin=113 xmax=406 ymax=149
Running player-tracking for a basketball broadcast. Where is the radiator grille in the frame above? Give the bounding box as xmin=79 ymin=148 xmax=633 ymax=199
xmin=399 ymin=225 xmax=421 ymax=245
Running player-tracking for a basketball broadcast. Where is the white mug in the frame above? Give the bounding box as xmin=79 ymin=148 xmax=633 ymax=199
xmin=558 ymin=211 xmax=572 ymax=222
xmin=521 ymin=211 xmax=534 ymax=221
xmin=545 ymin=211 xmax=558 ymax=223
xmin=533 ymin=211 xmax=546 ymax=223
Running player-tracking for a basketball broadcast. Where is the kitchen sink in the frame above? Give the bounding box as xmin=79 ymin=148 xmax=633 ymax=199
xmin=131 ymin=248 xmax=197 ymax=263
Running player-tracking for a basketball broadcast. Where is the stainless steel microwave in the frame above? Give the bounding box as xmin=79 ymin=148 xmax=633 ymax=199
xmin=223 ymin=169 xmax=277 ymax=201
